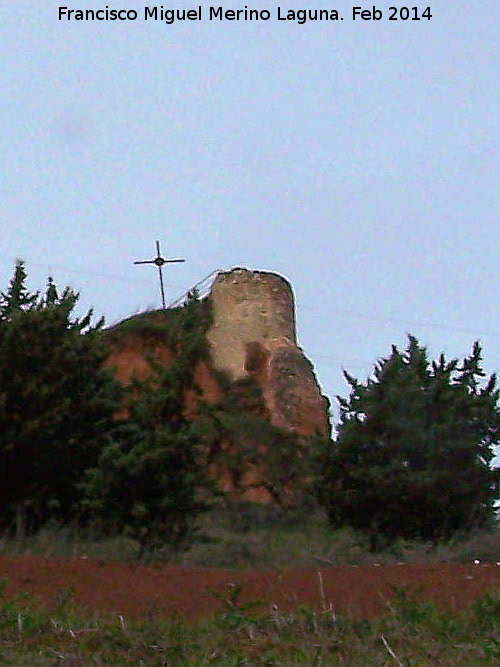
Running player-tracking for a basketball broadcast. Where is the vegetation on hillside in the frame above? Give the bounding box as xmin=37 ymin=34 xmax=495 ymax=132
xmin=0 ymin=264 xmax=314 ymax=558
xmin=105 ymin=288 xmax=212 ymax=362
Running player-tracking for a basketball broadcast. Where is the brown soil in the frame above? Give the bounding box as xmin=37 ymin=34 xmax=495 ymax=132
xmin=2 ymin=555 xmax=500 ymax=623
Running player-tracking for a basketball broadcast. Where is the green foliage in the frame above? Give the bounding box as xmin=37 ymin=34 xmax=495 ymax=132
xmin=316 ymin=335 xmax=500 ymax=546
xmin=84 ymin=421 xmax=209 ymax=558
xmin=195 ymin=377 xmax=313 ymax=505
xmin=222 ymin=377 xmax=269 ymax=416
xmin=108 ymin=288 xmax=211 ymax=362
xmin=0 ymin=261 xmax=122 ymax=535
xmin=84 ymin=293 xmax=213 ymax=558
xmin=0 ymin=260 xmax=38 ymax=318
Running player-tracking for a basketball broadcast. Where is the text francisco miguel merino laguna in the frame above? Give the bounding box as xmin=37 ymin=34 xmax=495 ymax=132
xmin=59 ymin=6 xmax=352 ymax=22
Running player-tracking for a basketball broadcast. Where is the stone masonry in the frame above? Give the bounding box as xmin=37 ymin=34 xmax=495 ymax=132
xmin=206 ymin=268 xmax=329 ymax=436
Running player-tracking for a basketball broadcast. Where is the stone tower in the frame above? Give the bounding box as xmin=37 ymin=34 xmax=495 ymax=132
xmin=206 ymin=268 xmax=329 ymax=436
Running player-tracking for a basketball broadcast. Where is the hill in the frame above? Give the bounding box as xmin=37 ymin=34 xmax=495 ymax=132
xmin=104 ymin=268 xmax=330 ymax=502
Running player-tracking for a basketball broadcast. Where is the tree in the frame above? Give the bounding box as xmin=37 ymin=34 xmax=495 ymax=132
xmin=84 ymin=295 xmax=213 ymax=558
xmin=316 ymin=336 xmax=500 ymax=547
xmin=194 ymin=377 xmax=313 ymax=505
xmin=0 ymin=261 xmax=122 ymax=537
xmin=0 ymin=260 xmax=38 ymax=318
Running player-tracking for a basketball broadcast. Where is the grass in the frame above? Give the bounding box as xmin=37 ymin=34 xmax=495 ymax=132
xmin=1 ymin=578 xmax=500 ymax=666
xmin=2 ymin=502 xmax=500 ymax=568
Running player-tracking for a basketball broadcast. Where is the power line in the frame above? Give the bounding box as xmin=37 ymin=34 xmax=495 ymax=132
xmin=2 ymin=254 xmax=498 ymax=340
xmin=299 ymin=304 xmax=500 ymax=339
xmin=0 ymin=255 xmax=140 ymax=284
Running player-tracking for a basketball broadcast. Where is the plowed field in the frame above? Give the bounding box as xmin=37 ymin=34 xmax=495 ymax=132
xmin=2 ymin=554 xmax=500 ymax=622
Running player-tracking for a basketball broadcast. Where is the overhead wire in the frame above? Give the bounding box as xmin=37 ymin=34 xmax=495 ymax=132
xmin=2 ymin=253 xmax=498 ymax=345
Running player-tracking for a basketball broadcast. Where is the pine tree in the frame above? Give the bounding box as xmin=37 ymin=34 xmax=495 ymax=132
xmin=0 ymin=260 xmax=38 ymax=320
xmin=316 ymin=336 xmax=500 ymax=547
xmin=0 ymin=261 xmax=122 ymax=538
xmin=84 ymin=295 xmax=213 ymax=558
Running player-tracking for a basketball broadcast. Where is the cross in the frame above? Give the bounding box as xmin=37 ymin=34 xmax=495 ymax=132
xmin=134 ymin=240 xmax=186 ymax=310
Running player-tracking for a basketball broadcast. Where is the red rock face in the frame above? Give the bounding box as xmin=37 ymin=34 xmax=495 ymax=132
xmin=265 ymin=345 xmax=330 ymax=436
xmin=105 ymin=334 xmax=173 ymax=384
xmin=103 ymin=332 xmax=223 ymax=416
xmin=243 ymin=340 xmax=329 ymax=437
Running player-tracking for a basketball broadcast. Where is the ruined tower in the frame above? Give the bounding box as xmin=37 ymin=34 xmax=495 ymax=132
xmin=206 ymin=268 xmax=329 ymax=436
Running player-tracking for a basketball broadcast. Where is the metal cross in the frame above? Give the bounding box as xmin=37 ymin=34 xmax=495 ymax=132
xmin=134 ymin=240 xmax=186 ymax=310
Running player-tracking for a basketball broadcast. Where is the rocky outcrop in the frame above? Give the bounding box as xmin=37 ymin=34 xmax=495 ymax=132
xmin=104 ymin=268 xmax=330 ymax=502
xmin=104 ymin=326 xmax=222 ymax=416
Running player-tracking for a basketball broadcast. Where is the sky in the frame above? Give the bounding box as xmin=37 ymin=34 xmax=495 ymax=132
xmin=1 ymin=1 xmax=499 ymax=422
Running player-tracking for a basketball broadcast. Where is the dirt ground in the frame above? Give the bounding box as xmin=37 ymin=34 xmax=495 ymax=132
xmin=2 ymin=554 xmax=500 ymax=622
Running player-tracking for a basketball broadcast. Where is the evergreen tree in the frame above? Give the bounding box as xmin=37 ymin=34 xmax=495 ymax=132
xmin=194 ymin=377 xmax=313 ymax=505
xmin=84 ymin=295 xmax=212 ymax=558
xmin=316 ymin=336 xmax=500 ymax=547
xmin=0 ymin=259 xmax=38 ymax=320
xmin=0 ymin=261 xmax=122 ymax=537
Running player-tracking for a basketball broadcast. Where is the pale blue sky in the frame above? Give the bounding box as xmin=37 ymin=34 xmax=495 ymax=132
xmin=1 ymin=1 xmax=499 ymax=419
